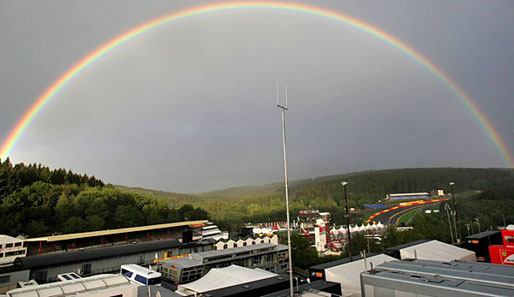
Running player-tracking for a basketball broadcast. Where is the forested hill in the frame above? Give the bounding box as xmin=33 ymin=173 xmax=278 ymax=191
xmin=295 ymin=168 xmax=514 ymax=202
xmin=197 ymin=178 xmax=314 ymax=199
xmin=0 ymin=159 xmax=209 ymax=238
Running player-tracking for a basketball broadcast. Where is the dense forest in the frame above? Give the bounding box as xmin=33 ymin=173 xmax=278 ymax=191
xmin=0 ymin=158 xmax=209 ymax=237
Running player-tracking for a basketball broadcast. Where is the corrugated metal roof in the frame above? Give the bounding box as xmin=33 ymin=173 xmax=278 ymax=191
xmin=16 ymin=239 xmax=181 ymax=269
xmin=160 ymin=257 xmax=202 ymax=269
xmin=24 ymin=220 xmax=207 ymax=243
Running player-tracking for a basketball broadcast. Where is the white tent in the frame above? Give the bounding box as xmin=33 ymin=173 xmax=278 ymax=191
xmin=330 ymin=227 xmax=338 ymax=234
xmin=338 ymin=226 xmax=346 ymax=234
xmin=398 ymin=240 xmax=476 ymax=262
xmin=349 ymin=225 xmax=354 ymax=233
xmin=176 ymin=265 xmax=277 ymax=295
xmin=324 ymin=254 xmax=395 ymax=297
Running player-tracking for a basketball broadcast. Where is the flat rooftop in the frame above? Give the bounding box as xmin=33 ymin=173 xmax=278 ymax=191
xmin=24 ymin=220 xmax=208 ymax=243
xmin=362 ymin=270 xmax=514 ymax=296
xmin=377 ymin=259 xmax=514 ymax=287
xmin=465 ymin=230 xmax=501 ymax=240
xmin=7 ymin=274 xmax=134 ymax=297
xmin=192 ymin=243 xmax=285 ymax=260
xmin=160 ymin=243 xmax=288 ymax=268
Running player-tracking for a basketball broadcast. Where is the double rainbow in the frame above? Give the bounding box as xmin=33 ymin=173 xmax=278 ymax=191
xmin=1 ymin=1 xmax=512 ymax=166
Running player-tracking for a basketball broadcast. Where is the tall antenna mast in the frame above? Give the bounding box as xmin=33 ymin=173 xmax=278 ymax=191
xmin=276 ymin=81 xmax=293 ymax=297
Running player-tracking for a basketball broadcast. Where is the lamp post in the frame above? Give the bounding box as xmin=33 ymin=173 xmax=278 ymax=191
xmin=342 ymin=181 xmax=352 ymax=261
xmin=449 ymin=182 xmax=460 ymax=242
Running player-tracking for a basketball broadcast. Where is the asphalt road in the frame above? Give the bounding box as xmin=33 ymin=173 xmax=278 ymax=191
xmin=370 ymin=203 xmax=435 ymax=226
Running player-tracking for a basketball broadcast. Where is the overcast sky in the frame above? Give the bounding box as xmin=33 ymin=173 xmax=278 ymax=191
xmin=1 ymin=0 xmax=513 ymax=192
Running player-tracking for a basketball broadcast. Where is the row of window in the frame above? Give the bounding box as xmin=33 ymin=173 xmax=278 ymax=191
xmin=0 ymin=250 xmax=25 ymax=258
xmin=0 ymin=242 xmax=23 ymax=249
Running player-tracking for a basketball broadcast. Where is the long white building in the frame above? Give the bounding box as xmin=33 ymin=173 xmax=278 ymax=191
xmin=0 ymin=235 xmax=26 ymax=265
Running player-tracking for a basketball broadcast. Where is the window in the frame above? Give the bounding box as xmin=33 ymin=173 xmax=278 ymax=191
xmin=7 ymin=250 xmax=25 ymax=257
xmin=135 ymin=275 xmax=148 ymax=285
xmin=243 ymin=242 xmax=247 ymax=246
xmin=0 ymin=275 xmax=10 ymax=283
xmin=5 ymin=243 xmax=13 ymax=248
xmin=0 ymin=253 xmax=3 ymax=257
xmin=223 ymin=244 xmax=228 ymax=249
xmin=14 ymin=242 xmax=22 ymax=247
xmin=233 ymin=244 xmax=237 ymax=248
xmin=148 ymin=277 xmax=161 ymax=285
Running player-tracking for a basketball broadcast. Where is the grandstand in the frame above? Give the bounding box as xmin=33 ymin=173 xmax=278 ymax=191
xmin=385 ymin=192 xmax=429 ymax=201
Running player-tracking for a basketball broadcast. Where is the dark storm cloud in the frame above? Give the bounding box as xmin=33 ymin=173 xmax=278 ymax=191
xmin=1 ymin=0 xmax=513 ymax=192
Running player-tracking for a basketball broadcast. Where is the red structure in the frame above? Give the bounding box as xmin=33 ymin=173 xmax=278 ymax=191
xmin=489 ymin=228 xmax=514 ymax=265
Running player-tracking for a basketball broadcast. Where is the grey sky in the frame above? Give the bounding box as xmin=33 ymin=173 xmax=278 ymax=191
xmin=1 ymin=0 xmax=513 ymax=192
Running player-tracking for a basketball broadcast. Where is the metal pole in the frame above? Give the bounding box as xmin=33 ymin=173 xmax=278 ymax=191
xmin=476 ymin=217 xmax=481 ymax=233
xmin=342 ymin=182 xmax=352 ymax=261
xmin=445 ymin=203 xmax=454 ymax=243
xmin=450 ymin=182 xmax=461 ymax=242
xmin=451 ymin=210 xmax=458 ymax=243
xmin=277 ymin=83 xmax=294 ymax=297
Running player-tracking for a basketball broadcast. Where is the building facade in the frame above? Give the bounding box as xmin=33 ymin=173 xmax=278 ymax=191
xmin=0 ymin=239 xmax=212 ymax=291
xmin=157 ymin=243 xmax=288 ymax=289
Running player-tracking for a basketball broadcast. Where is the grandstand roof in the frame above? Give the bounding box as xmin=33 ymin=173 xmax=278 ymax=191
xmin=388 ymin=192 xmax=429 ymax=197
xmin=24 ymin=220 xmax=207 ymax=243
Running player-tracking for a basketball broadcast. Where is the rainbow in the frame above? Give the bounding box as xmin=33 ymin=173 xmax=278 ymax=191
xmin=1 ymin=1 xmax=513 ymax=166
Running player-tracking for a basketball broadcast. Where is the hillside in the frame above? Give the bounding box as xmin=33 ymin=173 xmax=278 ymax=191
xmin=115 ymin=167 xmax=514 ymax=231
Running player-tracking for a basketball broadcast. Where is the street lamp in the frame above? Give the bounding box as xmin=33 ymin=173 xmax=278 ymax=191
xmin=449 ymin=182 xmax=460 ymax=242
xmin=341 ymin=181 xmax=352 ymax=261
